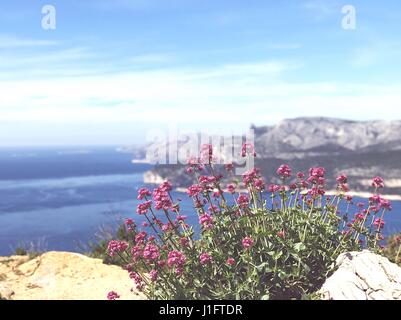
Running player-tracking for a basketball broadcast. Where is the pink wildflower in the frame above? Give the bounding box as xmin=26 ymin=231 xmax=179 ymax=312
xmin=374 ymin=218 xmax=385 ymax=228
xmin=336 ymin=174 xmax=348 ymax=184
xmin=253 ymin=178 xmax=266 ymax=191
xmin=199 ymin=214 xmax=214 ymax=230
xmin=187 ymin=184 xmax=203 ymax=197
xmin=149 ymin=270 xmax=158 ymax=282
xmin=372 ymin=177 xmax=384 ymax=189
xmin=142 ymin=244 xmax=160 ymax=261
xmin=200 ymin=144 xmax=214 ymax=163
xmin=152 ymin=184 xmax=173 ymax=211
xmin=167 ymin=251 xmax=186 ymax=268
xmin=268 ymin=184 xmax=280 ymax=193
xmin=237 ymin=194 xmax=250 ymax=208
xmin=227 ymin=183 xmax=236 ymax=194
xmin=136 ymin=200 xmax=152 ymax=215
xmin=199 ymin=252 xmax=213 ymax=265
xmin=137 ymin=188 xmax=151 ymax=200
xmin=380 ymin=198 xmax=392 ymax=211
xmin=135 ymin=231 xmax=147 ymax=243
xmin=242 ymin=236 xmax=254 ymax=249
xmin=277 ymin=164 xmax=292 ymax=179
xmin=107 ymin=240 xmax=128 ymax=257
xmin=125 ymin=218 xmax=135 ymax=226
xmin=241 ymin=143 xmax=257 ymax=157
xmin=107 ymin=291 xmax=120 ymax=300
xmin=277 ymin=230 xmax=285 ymax=239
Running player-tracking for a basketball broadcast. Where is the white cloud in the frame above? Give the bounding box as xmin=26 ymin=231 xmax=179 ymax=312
xmin=303 ymin=0 xmax=341 ymax=20
xmin=349 ymin=41 xmax=401 ymax=68
xmin=0 ymin=35 xmax=59 ymax=48
xmin=1 ymin=61 xmax=400 ymax=130
xmin=0 ymin=42 xmax=400 ymax=145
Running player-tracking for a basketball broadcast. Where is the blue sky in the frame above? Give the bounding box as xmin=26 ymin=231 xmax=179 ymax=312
xmin=1 ymin=0 xmax=401 ymax=146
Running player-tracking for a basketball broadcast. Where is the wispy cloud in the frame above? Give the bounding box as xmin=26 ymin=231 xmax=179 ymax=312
xmin=349 ymin=41 xmax=401 ymax=68
xmin=302 ymin=0 xmax=341 ymax=20
xmin=129 ymin=53 xmax=174 ymax=64
xmin=0 ymin=35 xmax=59 ymax=48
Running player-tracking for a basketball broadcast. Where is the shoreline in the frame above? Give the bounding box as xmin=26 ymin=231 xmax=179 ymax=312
xmin=173 ymin=187 xmax=401 ymax=201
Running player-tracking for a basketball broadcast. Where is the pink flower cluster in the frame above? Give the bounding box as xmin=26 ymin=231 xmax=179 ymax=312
xmin=268 ymin=184 xmax=281 ymax=193
xmin=150 ymin=269 xmax=158 ymax=282
xmin=187 ymin=184 xmax=203 ymax=197
xmin=226 ymin=183 xmax=236 ymax=194
xmin=372 ymin=176 xmax=385 ymax=189
xmin=107 ymin=291 xmax=120 ymax=300
xmin=237 ymin=194 xmax=250 ymax=209
xmin=336 ymin=174 xmax=350 ymax=192
xmin=198 ymin=175 xmax=221 ymax=192
xmin=136 ymin=200 xmax=152 ymax=215
xmin=107 ymin=240 xmax=128 ymax=257
xmin=199 ymin=252 xmax=213 ymax=265
xmin=242 ymin=236 xmax=254 ymax=249
xmin=306 ymin=167 xmax=326 ymax=198
xmin=137 ymin=187 xmax=151 ymax=200
xmin=369 ymin=194 xmax=392 ymax=212
xmin=143 ymin=243 xmax=160 ymax=261
xmin=277 ymin=164 xmax=292 ymax=179
xmin=241 ymin=142 xmax=257 ymax=157
xmin=199 ymin=213 xmax=214 ymax=230
xmin=242 ymin=168 xmax=259 ymax=185
xmin=167 ymin=250 xmax=186 ymax=275
xmin=152 ymin=182 xmax=173 ymax=211
xmin=130 ymin=272 xmax=145 ymax=290
xmin=200 ymin=144 xmax=214 ymax=164
xmin=186 ymin=156 xmax=204 ymax=174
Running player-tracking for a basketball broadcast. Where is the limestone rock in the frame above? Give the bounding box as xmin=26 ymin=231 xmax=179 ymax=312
xmin=320 ymin=250 xmax=401 ymax=300
xmin=0 ymin=251 xmax=145 ymax=300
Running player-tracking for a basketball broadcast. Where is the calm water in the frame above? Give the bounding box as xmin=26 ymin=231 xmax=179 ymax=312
xmin=0 ymin=147 xmax=400 ymax=255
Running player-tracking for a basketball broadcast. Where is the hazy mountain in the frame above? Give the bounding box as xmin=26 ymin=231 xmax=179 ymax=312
xmin=253 ymin=117 xmax=401 ymax=158
xmin=143 ymin=117 xmax=401 ymax=195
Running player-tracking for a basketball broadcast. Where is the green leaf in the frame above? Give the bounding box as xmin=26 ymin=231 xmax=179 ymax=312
xmin=294 ymin=242 xmax=306 ymax=252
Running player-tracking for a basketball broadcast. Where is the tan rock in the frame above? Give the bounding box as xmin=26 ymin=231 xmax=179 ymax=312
xmin=320 ymin=250 xmax=401 ymax=300
xmin=0 ymin=251 xmax=145 ymax=300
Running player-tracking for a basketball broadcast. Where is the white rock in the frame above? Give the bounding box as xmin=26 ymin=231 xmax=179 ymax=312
xmin=320 ymin=250 xmax=401 ymax=300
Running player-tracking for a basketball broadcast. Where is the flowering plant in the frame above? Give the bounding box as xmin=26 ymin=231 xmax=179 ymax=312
xmin=384 ymin=233 xmax=401 ymax=266
xmin=107 ymin=144 xmax=392 ymax=300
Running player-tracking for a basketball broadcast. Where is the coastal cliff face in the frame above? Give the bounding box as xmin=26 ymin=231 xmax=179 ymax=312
xmin=0 ymin=252 xmax=145 ymax=300
xmin=143 ymin=117 xmax=401 ymax=195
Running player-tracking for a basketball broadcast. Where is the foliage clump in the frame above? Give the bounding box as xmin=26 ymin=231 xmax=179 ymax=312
xmin=384 ymin=233 xmax=401 ymax=266
xmin=106 ymin=144 xmax=392 ymax=300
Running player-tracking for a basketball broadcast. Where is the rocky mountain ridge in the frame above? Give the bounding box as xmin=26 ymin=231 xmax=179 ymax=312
xmin=143 ymin=117 xmax=401 ymax=195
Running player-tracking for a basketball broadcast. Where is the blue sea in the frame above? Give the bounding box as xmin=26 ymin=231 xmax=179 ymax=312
xmin=0 ymin=147 xmax=400 ymax=255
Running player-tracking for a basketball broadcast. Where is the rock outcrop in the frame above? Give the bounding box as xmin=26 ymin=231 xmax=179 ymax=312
xmin=320 ymin=250 xmax=401 ymax=300
xmin=0 ymin=251 xmax=145 ymax=300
